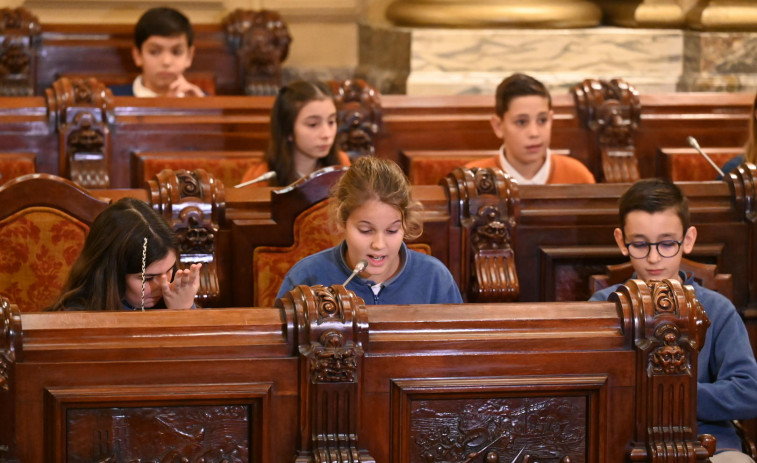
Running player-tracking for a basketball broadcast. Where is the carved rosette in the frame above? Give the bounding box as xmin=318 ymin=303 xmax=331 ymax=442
xmin=45 ymin=77 xmax=114 ymax=189
xmin=0 ymin=7 xmax=40 ymax=96
xmin=329 ymin=79 xmax=382 ymax=160
xmin=148 ymin=169 xmax=226 ymax=306
xmin=572 ymin=78 xmax=641 ymax=183
xmin=223 ymin=9 xmax=291 ymax=95
xmin=277 ymin=284 xmax=374 ymax=463
xmin=611 ymin=279 xmax=711 ymax=462
xmin=445 ymin=167 xmax=520 ymax=302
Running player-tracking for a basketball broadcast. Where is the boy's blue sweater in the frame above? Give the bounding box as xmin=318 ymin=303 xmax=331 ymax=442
xmin=591 ymin=272 xmax=757 ymax=454
xmin=276 ymin=241 xmax=463 ymax=305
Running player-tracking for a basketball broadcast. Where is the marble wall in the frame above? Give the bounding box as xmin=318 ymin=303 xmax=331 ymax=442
xmin=358 ymin=24 xmax=757 ymax=95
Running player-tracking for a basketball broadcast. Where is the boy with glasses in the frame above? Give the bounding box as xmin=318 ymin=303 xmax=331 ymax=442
xmin=590 ymin=178 xmax=757 ymax=462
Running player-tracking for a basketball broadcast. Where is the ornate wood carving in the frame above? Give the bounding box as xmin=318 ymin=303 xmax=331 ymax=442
xmin=572 ymin=78 xmax=641 ymax=183
xmin=329 ymin=79 xmax=382 ymax=160
xmin=223 ymin=9 xmax=291 ymax=96
xmin=45 ymin=76 xmax=114 ymax=189
xmin=278 ymin=284 xmax=375 ymax=463
xmin=727 ymin=162 xmax=757 ymax=305
xmin=0 ymin=7 xmax=39 ymax=96
xmin=66 ymin=405 xmax=250 ymax=462
xmin=148 ymin=169 xmax=226 ymax=307
xmin=411 ymin=396 xmax=584 ymax=462
xmin=611 ymin=279 xmax=712 ymax=462
xmin=0 ymin=296 xmax=20 ymax=461
xmin=445 ymin=167 xmax=520 ymax=302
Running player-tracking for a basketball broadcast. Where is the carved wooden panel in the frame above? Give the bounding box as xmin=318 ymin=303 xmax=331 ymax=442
xmin=45 ymin=383 xmax=269 ymax=463
xmin=392 ymin=376 xmax=603 ymax=463
xmin=66 ymin=405 xmax=250 ymax=462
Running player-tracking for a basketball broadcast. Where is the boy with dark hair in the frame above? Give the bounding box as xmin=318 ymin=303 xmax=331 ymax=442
xmin=467 ymin=73 xmax=595 ymax=184
xmin=590 ymin=178 xmax=757 ymax=463
xmin=111 ymin=7 xmax=204 ymax=97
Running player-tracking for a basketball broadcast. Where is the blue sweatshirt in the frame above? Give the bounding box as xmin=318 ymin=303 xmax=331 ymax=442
xmin=276 ymin=241 xmax=463 ymax=305
xmin=590 ymin=272 xmax=757 ymax=453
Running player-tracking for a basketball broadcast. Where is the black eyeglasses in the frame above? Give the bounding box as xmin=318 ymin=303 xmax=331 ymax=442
xmin=624 ymin=239 xmax=683 ymax=259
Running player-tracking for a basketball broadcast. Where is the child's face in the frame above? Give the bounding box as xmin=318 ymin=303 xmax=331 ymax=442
xmin=341 ymin=199 xmax=405 ymax=284
xmin=132 ymin=34 xmax=195 ymax=95
xmin=291 ymin=98 xmax=337 ymax=163
xmin=123 ymin=250 xmax=177 ymax=309
xmin=490 ymin=95 xmax=553 ymax=175
xmin=613 ymin=208 xmax=697 ymax=283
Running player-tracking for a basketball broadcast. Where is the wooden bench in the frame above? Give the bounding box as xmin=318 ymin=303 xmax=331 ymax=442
xmin=0 ymin=169 xmax=225 ymax=311
xmin=131 ymin=150 xmax=263 ymax=188
xmin=0 ymin=277 xmax=713 ymax=461
xmin=0 ymin=78 xmax=752 ymax=189
xmin=0 ymin=7 xmax=291 ymax=96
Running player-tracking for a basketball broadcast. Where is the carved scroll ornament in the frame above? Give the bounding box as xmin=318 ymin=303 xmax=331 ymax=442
xmin=572 ymin=78 xmax=641 ymax=183
xmin=46 ymin=77 xmax=114 ymax=189
xmin=445 ymin=167 xmax=520 ymax=302
xmin=148 ymin=169 xmax=226 ymax=307
xmin=329 ymin=78 xmax=382 ymax=160
xmin=611 ymin=279 xmax=712 ymax=462
xmin=278 ymin=284 xmax=374 ymax=463
xmin=223 ymin=9 xmax=291 ymax=95
xmin=0 ymin=7 xmax=40 ymax=96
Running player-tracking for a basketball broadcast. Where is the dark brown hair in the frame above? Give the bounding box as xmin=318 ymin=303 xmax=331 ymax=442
xmin=618 ymin=178 xmax=690 ymax=232
xmin=265 ymin=80 xmax=340 ymax=186
xmin=494 ymin=73 xmax=552 ymax=117
xmin=134 ymin=7 xmax=194 ymax=50
xmin=47 ymin=197 xmax=178 ymax=311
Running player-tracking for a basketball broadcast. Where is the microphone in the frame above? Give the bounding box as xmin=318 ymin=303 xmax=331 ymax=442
xmin=687 ymin=136 xmax=724 ymax=177
xmin=342 ymin=259 xmax=368 ymax=287
xmin=234 ymin=171 xmax=276 ymax=188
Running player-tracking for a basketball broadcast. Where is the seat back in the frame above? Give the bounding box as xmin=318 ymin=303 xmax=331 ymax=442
xmin=131 ymin=150 xmax=263 ymax=188
xmin=0 ymin=174 xmax=109 ymax=311
xmin=590 ymin=257 xmax=734 ymax=302
xmin=0 ymin=153 xmax=36 ymax=186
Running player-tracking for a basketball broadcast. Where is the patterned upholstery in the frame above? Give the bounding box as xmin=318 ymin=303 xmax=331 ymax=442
xmin=254 ymin=201 xmax=339 ymax=307
xmin=137 ymin=155 xmax=263 ymax=188
xmin=253 ymin=200 xmax=431 ymax=308
xmin=0 ymin=155 xmax=35 ymax=186
xmin=0 ymin=207 xmax=89 ymax=311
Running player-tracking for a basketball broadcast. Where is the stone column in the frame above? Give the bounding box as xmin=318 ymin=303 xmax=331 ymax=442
xmin=687 ymin=0 xmax=757 ymax=30
xmin=385 ymin=0 xmax=602 ymax=28
xmin=596 ymin=0 xmax=687 ymax=28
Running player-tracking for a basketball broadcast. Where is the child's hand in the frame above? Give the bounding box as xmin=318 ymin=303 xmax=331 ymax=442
xmin=159 ymin=263 xmax=202 ymax=309
xmin=168 ymin=75 xmax=205 ymax=97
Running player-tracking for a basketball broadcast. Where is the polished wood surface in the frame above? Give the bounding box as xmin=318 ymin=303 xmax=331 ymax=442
xmin=0 ymin=278 xmax=711 ymax=461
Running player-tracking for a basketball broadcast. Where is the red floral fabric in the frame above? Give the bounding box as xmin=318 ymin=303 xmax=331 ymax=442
xmin=0 ymin=207 xmax=89 ymax=311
